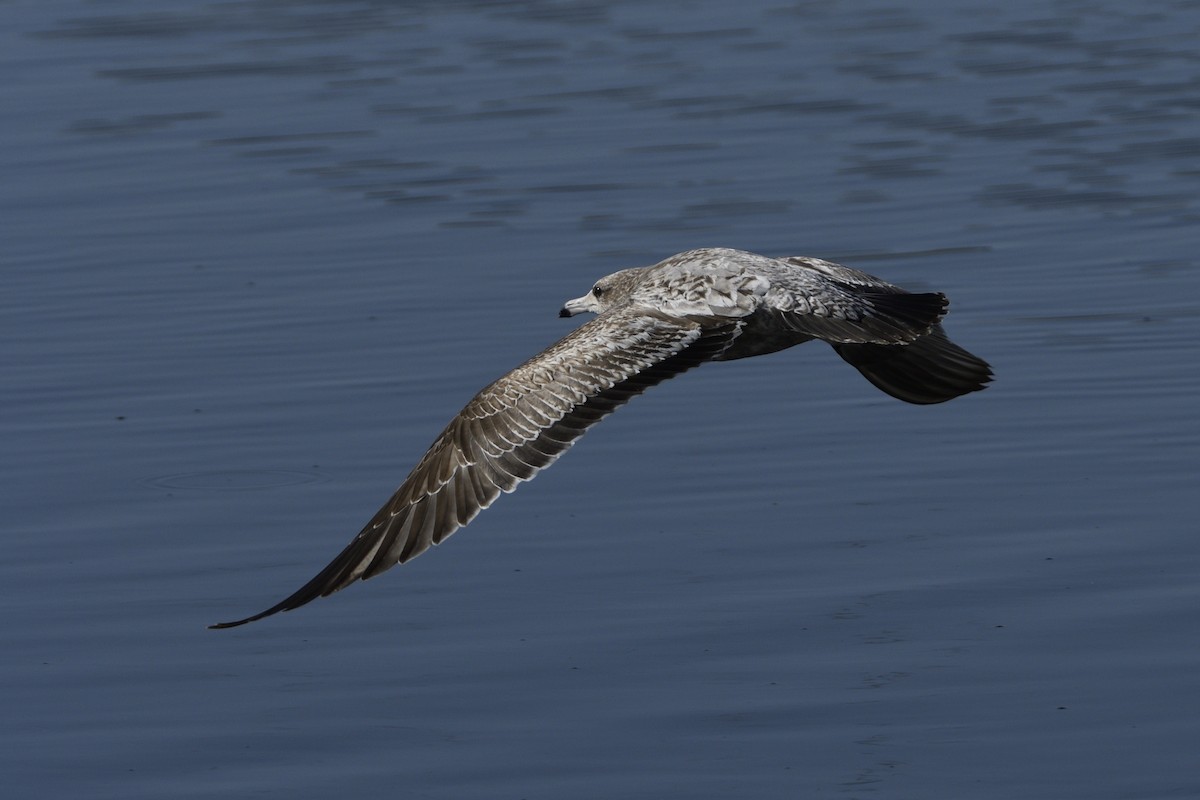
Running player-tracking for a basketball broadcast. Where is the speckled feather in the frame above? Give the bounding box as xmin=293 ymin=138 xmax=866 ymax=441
xmin=212 ymin=248 xmax=990 ymax=628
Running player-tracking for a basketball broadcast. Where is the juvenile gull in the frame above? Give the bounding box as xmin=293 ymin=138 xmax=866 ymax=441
xmin=211 ymin=247 xmax=991 ymax=628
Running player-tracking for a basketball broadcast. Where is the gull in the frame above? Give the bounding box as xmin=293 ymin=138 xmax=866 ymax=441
xmin=211 ymin=247 xmax=991 ymax=628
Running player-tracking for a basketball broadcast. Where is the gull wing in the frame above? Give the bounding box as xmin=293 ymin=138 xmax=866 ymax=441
xmin=781 ymin=255 xmax=992 ymax=402
xmin=831 ymin=325 xmax=993 ymax=404
xmin=754 ymin=255 xmax=948 ymax=345
xmin=211 ymin=308 xmax=739 ymax=628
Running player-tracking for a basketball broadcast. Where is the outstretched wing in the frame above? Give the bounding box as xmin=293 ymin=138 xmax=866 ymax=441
xmin=831 ymin=324 xmax=993 ymax=404
xmin=757 ymin=255 xmax=948 ymax=345
xmin=211 ymin=308 xmax=739 ymax=628
xmin=782 ymin=255 xmax=992 ymax=402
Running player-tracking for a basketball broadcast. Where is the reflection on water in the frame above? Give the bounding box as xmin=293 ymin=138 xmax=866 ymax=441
xmin=4 ymin=0 xmax=1199 ymax=798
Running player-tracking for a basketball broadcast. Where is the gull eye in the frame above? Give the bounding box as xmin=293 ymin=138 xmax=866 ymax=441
xmin=592 ymin=284 xmax=605 ymax=297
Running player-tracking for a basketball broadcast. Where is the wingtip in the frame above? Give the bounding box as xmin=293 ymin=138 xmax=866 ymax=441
xmin=208 ymin=619 xmax=248 ymax=630
xmin=208 ymin=603 xmax=289 ymax=630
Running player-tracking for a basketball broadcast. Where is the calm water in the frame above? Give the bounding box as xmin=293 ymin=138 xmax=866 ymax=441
xmin=4 ymin=1 xmax=1199 ymax=798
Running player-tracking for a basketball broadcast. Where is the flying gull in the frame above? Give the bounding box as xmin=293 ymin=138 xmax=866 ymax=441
xmin=211 ymin=247 xmax=991 ymax=628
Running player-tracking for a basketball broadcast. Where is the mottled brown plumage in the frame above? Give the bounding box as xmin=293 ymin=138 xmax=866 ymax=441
xmin=211 ymin=248 xmax=990 ymax=628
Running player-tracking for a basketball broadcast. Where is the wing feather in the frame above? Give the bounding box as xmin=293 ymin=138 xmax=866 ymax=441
xmin=767 ymin=255 xmax=947 ymax=344
xmin=780 ymin=255 xmax=991 ymax=401
xmin=211 ymin=308 xmax=738 ymax=628
xmin=832 ymin=325 xmax=993 ymax=404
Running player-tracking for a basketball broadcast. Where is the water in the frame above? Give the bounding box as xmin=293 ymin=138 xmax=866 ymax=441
xmin=4 ymin=1 xmax=1199 ymax=798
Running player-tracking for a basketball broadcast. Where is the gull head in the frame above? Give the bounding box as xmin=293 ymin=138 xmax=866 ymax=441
xmin=560 ymin=266 xmax=646 ymax=317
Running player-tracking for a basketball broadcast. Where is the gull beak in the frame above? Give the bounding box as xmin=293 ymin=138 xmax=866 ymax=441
xmin=559 ymin=294 xmax=595 ymax=318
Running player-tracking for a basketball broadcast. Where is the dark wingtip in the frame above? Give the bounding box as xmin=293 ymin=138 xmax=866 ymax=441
xmin=208 ymin=606 xmax=282 ymax=630
xmin=863 ymin=290 xmax=948 ymax=336
xmin=208 ymin=521 xmax=388 ymax=630
xmin=832 ymin=325 xmax=993 ymax=404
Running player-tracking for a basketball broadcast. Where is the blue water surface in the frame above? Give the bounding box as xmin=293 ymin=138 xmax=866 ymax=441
xmin=3 ymin=1 xmax=1199 ymax=798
